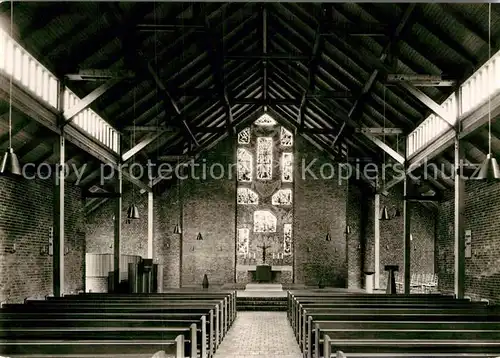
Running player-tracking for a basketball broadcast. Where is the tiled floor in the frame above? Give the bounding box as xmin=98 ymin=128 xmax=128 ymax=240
xmin=213 ymin=312 xmax=302 ymax=358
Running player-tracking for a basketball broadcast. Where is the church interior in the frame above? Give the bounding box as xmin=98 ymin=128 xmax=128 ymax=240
xmin=1 ymin=2 xmax=500 ymax=357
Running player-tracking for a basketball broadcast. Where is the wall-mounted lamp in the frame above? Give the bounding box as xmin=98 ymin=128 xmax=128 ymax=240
xmin=345 ymin=225 xmax=352 ymax=235
xmin=326 ymin=233 xmax=332 ymax=241
xmin=4 ymin=243 xmax=16 ymax=254
xmin=196 ymin=232 xmax=203 ymax=241
xmin=173 ymin=224 xmax=182 ymax=234
xmin=64 ymin=247 xmax=70 ymax=256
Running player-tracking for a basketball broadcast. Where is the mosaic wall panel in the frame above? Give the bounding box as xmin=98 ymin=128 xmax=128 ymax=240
xmin=236 ymin=115 xmax=294 ymax=277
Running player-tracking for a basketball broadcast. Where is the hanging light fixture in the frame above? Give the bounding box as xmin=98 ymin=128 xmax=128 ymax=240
xmin=196 ymin=232 xmax=203 ymax=241
xmin=379 ymin=89 xmax=391 ymax=221
xmin=127 ymin=204 xmax=140 ymax=220
xmin=173 ymin=158 xmax=182 ymax=234
xmin=1 ymin=2 xmax=21 ymax=177
xmin=126 ymin=88 xmax=140 ymax=221
xmin=326 ymin=232 xmax=332 ymax=241
xmin=345 ymin=225 xmax=352 ymax=235
xmin=476 ymin=4 xmax=500 ymax=180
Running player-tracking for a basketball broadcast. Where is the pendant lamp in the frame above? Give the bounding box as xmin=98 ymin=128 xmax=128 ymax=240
xmin=476 ymin=4 xmax=500 ymax=180
xmin=379 ymin=89 xmax=391 ymax=221
xmin=1 ymin=2 xmax=21 ymax=177
xmin=127 ymin=204 xmax=140 ymax=220
xmin=196 ymin=232 xmax=203 ymax=240
xmin=127 ymin=88 xmax=140 ymax=220
xmin=345 ymin=225 xmax=352 ymax=235
xmin=326 ymin=233 xmax=332 ymax=241
xmin=173 ymin=160 xmax=182 ymax=234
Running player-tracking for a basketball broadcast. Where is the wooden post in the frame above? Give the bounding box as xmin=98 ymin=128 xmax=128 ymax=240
xmin=113 ymin=167 xmax=122 ymax=291
xmin=147 ymin=187 xmax=153 ymax=258
xmin=201 ymin=315 xmax=207 ymax=358
xmin=403 ymin=143 xmax=411 ymax=294
xmin=454 ymin=135 xmax=465 ymax=298
xmin=175 ymin=334 xmax=185 ymax=358
xmin=403 ymin=181 xmax=412 ymax=294
xmin=374 ymin=193 xmax=380 ymax=289
xmin=323 ymin=334 xmax=332 ymax=358
xmin=190 ymin=323 xmax=197 ymax=358
xmin=53 ymin=134 xmax=65 ymax=297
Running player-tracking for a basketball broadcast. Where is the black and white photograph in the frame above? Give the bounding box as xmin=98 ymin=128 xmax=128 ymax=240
xmin=0 ymin=1 xmax=500 ymax=357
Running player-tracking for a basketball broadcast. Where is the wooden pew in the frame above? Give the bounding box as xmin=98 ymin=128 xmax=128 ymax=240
xmin=22 ymin=298 xmax=228 ymax=339
xmin=298 ymin=307 xmax=500 ymax=347
xmin=311 ymin=321 xmax=500 ymax=358
xmin=323 ymin=336 xmax=500 ymax=358
xmin=287 ymin=293 xmax=468 ymax=325
xmin=1 ymin=305 xmax=221 ymax=353
xmin=0 ymin=329 xmax=188 ymax=358
xmin=286 ymin=292 xmax=451 ymax=318
xmin=59 ymin=291 xmax=237 ymax=327
xmin=289 ymin=295 xmax=480 ymax=329
xmin=295 ymin=303 xmax=494 ymax=342
xmin=1 ymin=316 xmax=212 ymax=358
xmin=70 ymin=291 xmax=237 ymax=324
xmin=43 ymin=295 xmax=234 ymax=334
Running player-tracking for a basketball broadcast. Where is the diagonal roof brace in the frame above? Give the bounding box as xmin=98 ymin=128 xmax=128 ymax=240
xmin=361 ymin=132 xmax=405 ymax=165
xmin=62 ymin=78 xmax=121 ymax=125
xmin=121 ymin=131 xmax=168 ymax=162
xmin=332 ymin=4 xmax=416 ymax=148
xmin=299 ymin=7 xmax=323 ymax=128
xmin=203 ymin=12 xmax=234 ymax=135
xmin=398 ymin=81 xmax=456 ymax=129
xmin=144 ymin=61 xmax=200 ymax=147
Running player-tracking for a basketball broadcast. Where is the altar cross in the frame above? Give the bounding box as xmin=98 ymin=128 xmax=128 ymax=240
xmin=257 ymin=244 xmax=271 ymax=264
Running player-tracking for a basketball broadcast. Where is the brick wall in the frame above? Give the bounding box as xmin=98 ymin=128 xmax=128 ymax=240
xmin=85 ymin=188 xmax=149 ymax=258
xmin=181 ymin=138 xmax=236 ymax=286
xmin=294 ymin=137 xmax=348 ymax=287
xmin=86 ymin=138 xmax=236 ymax=289
xmin=437 ymin=181 xmax=500 ymax=303
xmin=154 ymin=186 xmax=181 ymax=289
xmin=378 ymin=191 xmax=436 ymax=290
xmin=0 ymin=176 xmax=85 ymax=303
xmin=346 ymin=182 xmax=365 ymax=289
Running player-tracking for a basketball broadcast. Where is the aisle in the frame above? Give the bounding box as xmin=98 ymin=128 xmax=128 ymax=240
xmin=213 ymin=312 xmax=302 ymax=358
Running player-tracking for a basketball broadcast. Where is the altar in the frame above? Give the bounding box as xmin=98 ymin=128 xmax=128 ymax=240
xmin=236 ymin=264 xmax=293 ymax=283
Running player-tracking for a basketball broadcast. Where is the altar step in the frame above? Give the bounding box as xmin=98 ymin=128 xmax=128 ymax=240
xmin=236 ymin=296 xmax=287 ymax=311
xmin=244 ymin=283 xmax=283 ymax=291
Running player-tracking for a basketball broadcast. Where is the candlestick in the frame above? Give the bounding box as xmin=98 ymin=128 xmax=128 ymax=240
xmin=272 ymin=253 xmax=275 ymax=259
xmin=253 ymin=252 xmax=256 ymax=259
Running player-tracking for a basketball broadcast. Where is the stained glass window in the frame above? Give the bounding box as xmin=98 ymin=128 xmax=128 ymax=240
xmin=237 ymin=228 xmax=250 ymax=255
xmin=272 ymin=189 xmax=292 ymax=205
xmin=282 ymin=152 xmax=293 ymax=182
xmin=281 ymin=127 xmax=293 ymax=147
xmin=237 ymin=148 xmax=252 ymax=182
xmin=238 ymin=127 xmax=250 ymax=144
xmin=283 ymin=224 xmax=292 ymax=255
xmin=254 ymin=113 xmax=277 ymax=126
xmin=256 ymin=137 xmax=273 ymax=180
xmin=237 ymin=188 xmax=259 ymax=205
xmin=253 ymin=210 xmax=277 ymax=233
